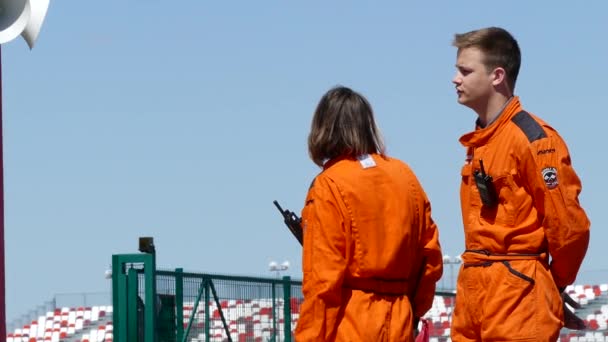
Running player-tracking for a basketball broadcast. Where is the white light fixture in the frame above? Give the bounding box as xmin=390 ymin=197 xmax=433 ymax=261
xmin=104 ymin=266 xmax=112 ymax=280
xmin=0 ymin=0 xmax=50 ymax=48
xmin=269 ymin=260 xmax=290 ymax=278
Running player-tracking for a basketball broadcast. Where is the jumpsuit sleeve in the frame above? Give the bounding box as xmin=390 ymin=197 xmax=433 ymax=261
xmin=412 ymin=188 xmax=443 ymax=319
xmin=522 ymin=132 xmax=590 ymax=289
xmin=295 ymin=175 xmax=347 ymax=342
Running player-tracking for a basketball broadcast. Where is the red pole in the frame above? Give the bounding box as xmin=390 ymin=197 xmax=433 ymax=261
xmin=0 ymin=44 xmax=6 ymax=342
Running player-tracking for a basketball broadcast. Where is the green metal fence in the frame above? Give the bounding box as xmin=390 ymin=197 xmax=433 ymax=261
xmin=112 ymin=250 xmax=456 ymax=342
xmin=112 ymin=252 xmax=303 ymax=342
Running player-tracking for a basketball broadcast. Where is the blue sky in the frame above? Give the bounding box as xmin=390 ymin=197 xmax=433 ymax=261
xmin=3 ymin=1 xmax=607 ymax=321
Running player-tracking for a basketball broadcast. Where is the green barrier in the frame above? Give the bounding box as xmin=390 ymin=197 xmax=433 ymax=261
xmin=112 ymin=244 xmax=303 ymax=342
xmin=112 ymin=239 xmax=453 ymax=342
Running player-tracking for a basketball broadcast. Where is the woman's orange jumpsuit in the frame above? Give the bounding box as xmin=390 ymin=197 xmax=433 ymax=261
xmin=294 ymin=153 xmax=443 ymax=342
xmin=451 ymin=97 xmax=590 ymax=341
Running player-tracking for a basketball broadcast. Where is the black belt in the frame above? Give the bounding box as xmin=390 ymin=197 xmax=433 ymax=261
xmin=462 ymin=249 xmax=547 ymax=285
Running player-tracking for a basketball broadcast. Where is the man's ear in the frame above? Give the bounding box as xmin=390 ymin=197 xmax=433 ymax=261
xmin=491 ymin=67 xmax=507 ymax=87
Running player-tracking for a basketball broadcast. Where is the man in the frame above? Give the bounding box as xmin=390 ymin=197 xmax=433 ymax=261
xmin=450 ymin=27 xmax=590 ymax=341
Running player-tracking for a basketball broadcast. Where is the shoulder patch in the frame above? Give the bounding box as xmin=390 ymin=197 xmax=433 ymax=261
xmin=542 ymin=167 xmax=558 ymax=189
xmin=512 ymin=111 xmax=547 ymax=142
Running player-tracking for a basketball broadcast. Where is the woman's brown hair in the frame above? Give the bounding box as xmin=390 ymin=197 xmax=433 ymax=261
xmin=308 ymin=86 xmax=385 ymax=167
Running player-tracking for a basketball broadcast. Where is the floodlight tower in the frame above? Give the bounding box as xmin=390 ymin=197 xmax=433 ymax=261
xmin=0 ymin=0 xmax=50 ymax=339
xmin=269 ymin=260 xmax=290 ymax=278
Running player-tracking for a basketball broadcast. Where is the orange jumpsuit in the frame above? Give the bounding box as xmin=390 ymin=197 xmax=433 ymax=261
xmin=451 ymin=97 xmax=590 ymax=341
xmin=295 ymin=153 xmax=443 ymax=342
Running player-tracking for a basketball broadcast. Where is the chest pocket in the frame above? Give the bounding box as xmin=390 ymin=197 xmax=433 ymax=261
xmin=461 ymin=163 xmax=481 ymax=208
xmin=480 ymin=173 xmax=525 ymax=226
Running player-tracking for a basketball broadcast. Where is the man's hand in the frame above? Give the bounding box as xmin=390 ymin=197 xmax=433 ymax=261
xmin=562 ymin=292 xmax=586 ymax=330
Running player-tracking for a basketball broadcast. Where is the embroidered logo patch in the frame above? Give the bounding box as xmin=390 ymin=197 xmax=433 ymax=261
xmin=542 ymin=167 xmax=558 ymax=189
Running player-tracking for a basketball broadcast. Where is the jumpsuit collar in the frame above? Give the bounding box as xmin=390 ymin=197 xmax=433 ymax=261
xmin=323 ymin=156 xmax=353 ymax=170
xmin=323 ymin=153 xmax=384 ymax=170
xmin=459 ymin=96 xmax=523 ymax=148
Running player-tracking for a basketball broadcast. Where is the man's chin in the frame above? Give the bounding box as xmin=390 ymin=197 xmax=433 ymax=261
xmin=457 ymin=98 xmax=477 ymax=111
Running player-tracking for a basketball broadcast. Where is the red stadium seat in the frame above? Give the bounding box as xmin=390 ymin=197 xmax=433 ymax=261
xmin=259 ymin=307 xmax=272 ymax=315
xmin=213 ymin=309 xmax=221 ymax=319
xmin=588 ymin=319 xmax=599 ymax=330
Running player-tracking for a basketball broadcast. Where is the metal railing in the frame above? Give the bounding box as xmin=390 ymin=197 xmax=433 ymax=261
xmin=112 ymin=252 xmax=302 ymax=342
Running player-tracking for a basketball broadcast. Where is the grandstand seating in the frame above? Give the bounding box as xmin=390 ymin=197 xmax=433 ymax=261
xmin=7 ymin=306 xmax=113 ymax=342
xmin=6 ymin=283 xmax=608 ymax=342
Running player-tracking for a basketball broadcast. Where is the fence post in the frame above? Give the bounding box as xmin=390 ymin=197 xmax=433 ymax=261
xmin=204 ymin=277 xmax=210 ymax=342
xmin=111 ymin=253 xmax=155 ymax=342
xmin=127 ymin=267 xmax=139 ymax=342
xmin=282 ymin=276 xmax=292 ymax=342
xmin=112 ymin=254 xmax=127 ymax=342
xmin=145 ymin=250 xmax=157 ymax=342
xmin=176 ymin=268 xmax=184 ymax=342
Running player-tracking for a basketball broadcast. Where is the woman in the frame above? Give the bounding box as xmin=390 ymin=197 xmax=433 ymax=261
xmin=295 ymin=86 xmax=443 ymax=342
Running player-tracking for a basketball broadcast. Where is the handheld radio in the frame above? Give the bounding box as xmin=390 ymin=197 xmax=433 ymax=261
xmin=474 ymin=159 xmax=498 ymax=207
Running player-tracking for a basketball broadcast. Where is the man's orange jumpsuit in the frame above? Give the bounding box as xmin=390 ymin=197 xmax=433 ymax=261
xmin=451 ymin=97 xmax=590 ymax=341
xmin=295 ymin=153 xmax=443 ymax=342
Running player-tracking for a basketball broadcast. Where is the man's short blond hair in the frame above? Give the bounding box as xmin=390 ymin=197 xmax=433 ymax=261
xmin=453 ymin=27 xmax=521 ymax=92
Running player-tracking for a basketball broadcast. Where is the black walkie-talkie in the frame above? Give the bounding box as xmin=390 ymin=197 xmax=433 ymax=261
xmin=273 ymin=200 xmax=303 ymax=245
xmin=474 ymin=159 xmax=498 ymax=207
